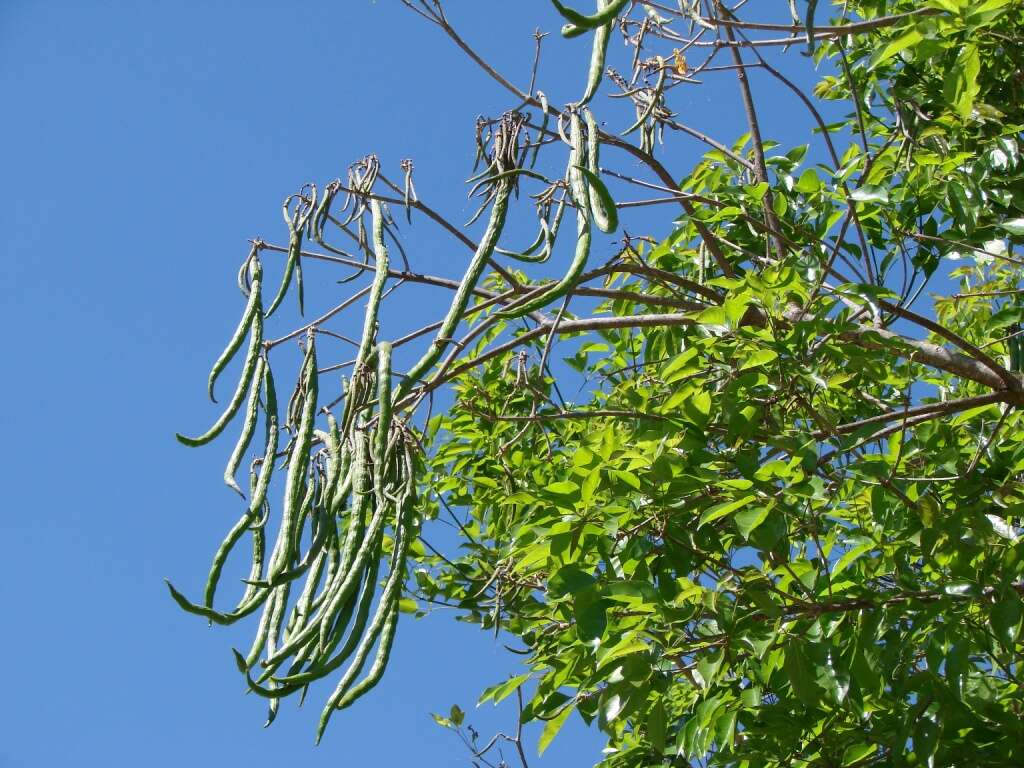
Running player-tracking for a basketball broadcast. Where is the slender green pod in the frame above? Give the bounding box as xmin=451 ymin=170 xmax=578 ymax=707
xmin=210 ymin=262 xmax=262 ymax=403
xmin=581 ymin=107 xmax=617 ymax=233
xmin=528 ymin=91 xmax=551 ymax=169
xmin=202 ymin=501 xmax=266 ymax=609
xmin=331 ymin=600 xmax=399 ymax=712
xmin=315 ymin=486 xmax=414 ymax=743
xmin=265 ymin=192 xmax=314 ymax=318
xmin=176 ymin=309 xmax=263 ymax=447
xmin=261 ymin=580 xmax=292 ymax=726
xmin=395 ymin=177 xmax=513 ymax=402
xmin=340 ymin=199 xmax=389 ymax=435
xmin=373 ymin=343 xmax=393 ymax=473
xmin=574 ymin=165 xmax=618 ymax=233
xmin=164 ymin=578 xmax=267 ymax=626
xmin=267 ymin=334 xmax=318 ymax=582
xmin=274 ymin=548 xmax=382 ymax=687
xmin=580 ymin=1 xmax=614 ymax=105
xmin=223 ymin=357 xmax=265 ymax=497
xmin=237 ymin=246 xmax=256 ymax=298
xmin=623 ymin=65 xmax=666 ymax=136
xmin=256 ymin=430 xmax=371 ymax=669
xmin=551 ymin=0 xmax=628 ymax=29
xmin=805 ymin=0 xmax=819 ymax=55
xmin=497 ymin=112 xmax=592 ymax=319
xmin=241 ymin=581 xmax=283 ymax=670
xmin=357 ymin=200 xmax=390 ymax=368
xmin=248 ymin=362 xmax=279 ymax=514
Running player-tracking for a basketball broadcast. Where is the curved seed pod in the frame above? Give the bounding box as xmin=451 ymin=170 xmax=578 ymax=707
xmin=267 ymin=333 xmax=318 ymax=582
xmin=209 ymin=262 xmax=262 ymax=403
xmin=580 ymin=2 xmax=614 ymax=105
xmin=312 ymin=180 xmax=340 ymax=246
xmin=265 ymin=191 xmax=314 ymax=318
xmin=237 ymin=246 xmax=256 ymax=298
xmin=528 ymin=91 xmax=550 ymax=169
xmin=623 ymin=65 xmax=666 ymax=136
xmin=395 ymin=177 xmax=513 ymax=402
xmin=164 ymin=578 xmax=268 ymax=626
xmin=496 ymin=213 xmax=551 ymax=262
xmin=582 ymin=106 xmax=617 ymax=234
xmin=805 ymin=0 xmax=819 ymax=55
xmin=330 ymin=600 xmax=398 ymax=712
xmin=561 ymin=21 xmax=588 ymax=38
xmin=248 ymin=362 xmax=279 ymax=514
xmin=497 ymin=112 xmax=592 ymax=319
xmin=262 ymin=579 xmax=292 ymax=727
xmin=574 ymin=165 xmax=618 ymax=233
xmin=467 ymin=167 xmax=551 ymax=201
xmin=315 ymin=486 xmax=415 ymax=744
xmin=373 ymin=343 xmax=393 ymax=473
xmin=257 ymin=429 xmax=372 ymax=670
xmin=202 ymin=501 xmax=267 ymax=610
xmin=274 ymin=545 xmax=382 ymax=688
xmin=223 ymin=356 xmax=265 ymax=497
xmin=177 ymin=309 xmax=263 ymax=447
xmin=314 ymin=474 xmax=389 ymax=653
xmin=342 ymin=198 xmax=390 ymax=434
xmin=551 ymin=0 xmax=628 ymax=29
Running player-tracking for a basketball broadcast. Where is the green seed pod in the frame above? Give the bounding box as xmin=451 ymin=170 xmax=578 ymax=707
xmin=177 ymin=308 xmax=263 ymax=447
xmin=209 ymin=261 xmax=263 ymax=403
xmin=223 ymin=356 xmax=265 ymax=497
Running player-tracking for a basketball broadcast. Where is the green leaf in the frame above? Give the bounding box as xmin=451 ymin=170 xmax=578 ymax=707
xmin=944 ymin=581 xmax=981 ymax=597
xmin=944 ymin=43 xmax=981 ymax=119
xmin=431 ymin=713 xmax=453 ymax=729
xmin=538 ymin=704 xmax=574 ymax=755
xmin=991 ymin=594 xmax=1023 ymax=645
xmin=795 ymin=168 xmax=821 ymax=193
xmin=699 ymin=494 xmax=757 ymax=528
xmin=998 ymin=218 xmax=1024 ymax=236
xmin=784 ymin=642 xmax=821 ymax=707
xmin=449 ymin=704 xmax=464 ymax=726
xmin=574 ymin=587 xmax=608 ymax=643
xmin=397 ymin=597 xmax=419 ymax=613
xmin=548 ymin=565 xmax=597 ymax=599
xmin=842 ymin=743 xmax=876 ymax=766
xmin=832 ymin=540 xmax=874 ymax=578
xmin=545 ymin=480 xmax=579 ymax=496
xmin=739 ymin=349 xmax=778 ymax=371
xmin=478 ymin=673 xmax=532 ymax=706
xmin=849 ymin=184 xmax=889 ymax=203
xmin=647 ymin=700 xmax=666 ymax=755
xmin=870 ymin=28 xmax=923 ymax=68
xmin=734 ymin=505 xmax=770 ymax=539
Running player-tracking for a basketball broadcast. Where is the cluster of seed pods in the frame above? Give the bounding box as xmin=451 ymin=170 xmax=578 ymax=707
xmin=169 ymin=103 xmax=618 ymax=740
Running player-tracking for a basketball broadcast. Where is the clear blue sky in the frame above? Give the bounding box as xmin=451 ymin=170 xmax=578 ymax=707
xmin=0 ymin=2 xmax=828 ymax=766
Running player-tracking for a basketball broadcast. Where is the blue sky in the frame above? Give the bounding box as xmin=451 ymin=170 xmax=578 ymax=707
xmin=0 ymin=2 xmax=832 ymax=765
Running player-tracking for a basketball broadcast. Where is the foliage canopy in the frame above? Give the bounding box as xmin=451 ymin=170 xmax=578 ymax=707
xmin=171 ymin=1 xmax=1024 ymax=765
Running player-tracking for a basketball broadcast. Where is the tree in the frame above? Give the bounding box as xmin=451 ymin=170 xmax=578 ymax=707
xmin=168 ymin=1 xmax=1024 ymax=765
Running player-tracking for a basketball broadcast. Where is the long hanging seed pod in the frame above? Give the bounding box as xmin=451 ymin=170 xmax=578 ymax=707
xmin=394 ymin=112 xmax=525 ymax=403
xmin=498 ymin=108 xmax=593 ymax=319
xmin=177 ymin=297 xmax=263 ymax=447
xmin=265 ymin=187 xmax=316 ymax=318
xmin=266 ymin=331 xmax=318 ymax=585
xmin=209 ymin=260 xmax=263 ymax=403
